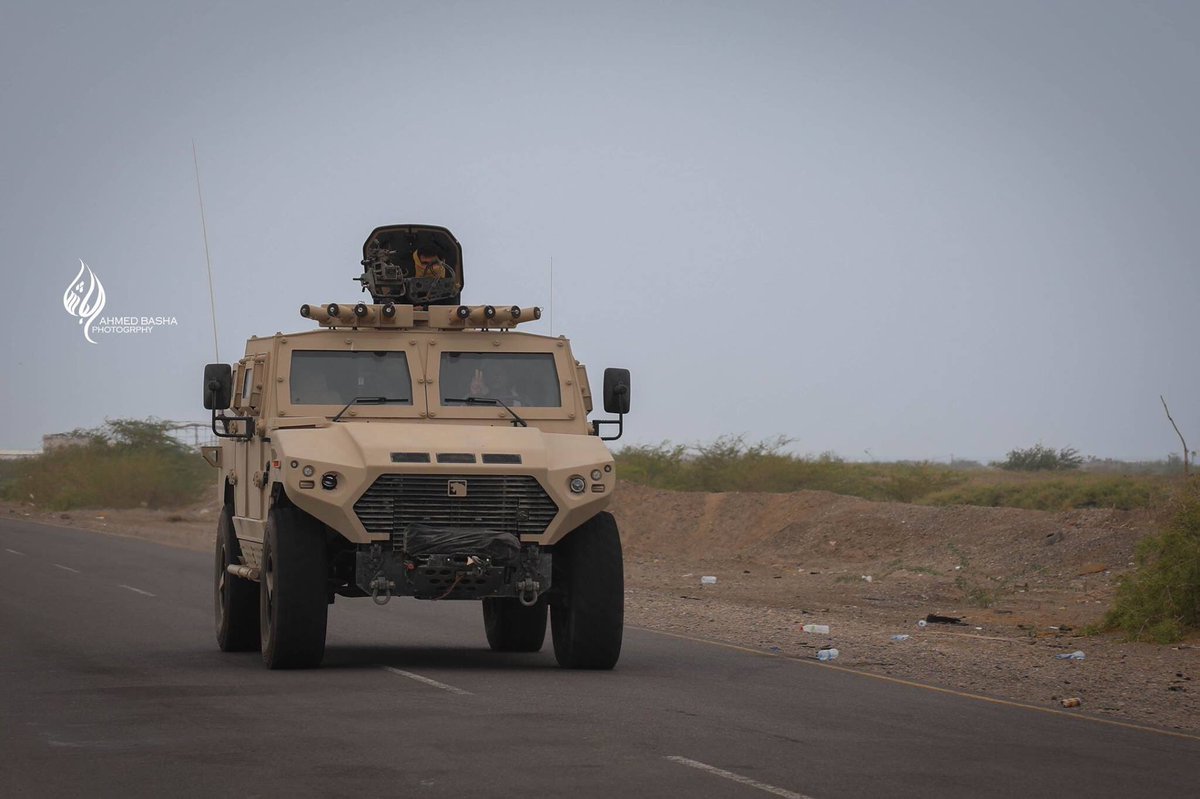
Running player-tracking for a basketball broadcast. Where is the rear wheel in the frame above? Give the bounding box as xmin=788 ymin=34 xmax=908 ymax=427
xmin=260 ymin=505 xmax=328 ymax=669
xmin=483 ymin=597 xmax=548 ymax=652
xmin=550 ymin=512 xmax=624 ymax=669
xmin=214 ymin=503 xmax=260 ymax=652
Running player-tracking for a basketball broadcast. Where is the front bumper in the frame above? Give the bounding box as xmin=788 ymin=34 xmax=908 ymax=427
xmin=354 ymin=525 xmax=551 ymax=603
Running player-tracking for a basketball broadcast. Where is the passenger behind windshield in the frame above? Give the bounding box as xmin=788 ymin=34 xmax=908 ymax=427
xmin=440 ymin=353 xmax=560 ymax=408
xmin=290 ymin=351 xmax=413 ymax=406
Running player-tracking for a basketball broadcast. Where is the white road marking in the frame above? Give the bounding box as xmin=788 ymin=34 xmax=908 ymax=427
xmin=5 ymin=548 xmax=25 ymax=555
xmin=381 ymin=666 xmax=472 ymax=696
xmin=53 ymin=563 xmax=81 ymax=573
xmin=665 ymin=756 xmax=815 ymax=799
xmin=117 ymin=584 xmax=156 ymax=597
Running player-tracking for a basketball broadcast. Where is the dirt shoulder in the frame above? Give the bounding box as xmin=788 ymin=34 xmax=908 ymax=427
xmin=5 ymin=485 xmax=1196 ymax=734
xmin=4 ymin=503 xmax=217 ymax=553
xmin=612 ymin=484 xmax=1198 ymax=736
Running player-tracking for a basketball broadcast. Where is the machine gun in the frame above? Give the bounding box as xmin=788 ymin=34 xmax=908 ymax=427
xmin=357 ymin=224 xmax=464 ymax=306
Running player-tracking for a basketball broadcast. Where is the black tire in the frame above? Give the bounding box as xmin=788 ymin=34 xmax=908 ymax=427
xmin=259 ymin=505 xmax=328 ymax=669
xmin=483 ymin=597 xmax=548 ymax=652
xmin=550 ymin=511 xmax=624 ymax=669
xmin=214 ymin=503 xmax=260 ymax=652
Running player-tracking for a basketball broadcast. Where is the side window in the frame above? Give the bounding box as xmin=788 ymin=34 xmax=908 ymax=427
xmin=231 ymin=363 xmax=247 ymax=410
xmin=241 ymin=366 xmax=254 ymax=405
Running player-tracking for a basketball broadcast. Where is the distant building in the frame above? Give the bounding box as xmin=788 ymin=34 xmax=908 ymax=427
xmin=0 ymin=449 xmax=40 ymax=461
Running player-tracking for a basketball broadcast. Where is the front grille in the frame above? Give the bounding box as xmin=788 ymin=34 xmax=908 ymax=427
xmin=354 ymin=474 xmax=559 ymax=542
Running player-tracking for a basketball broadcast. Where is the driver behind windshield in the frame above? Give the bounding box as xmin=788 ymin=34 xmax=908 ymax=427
xmin=470 ymin=364 xmax=527 ymax=406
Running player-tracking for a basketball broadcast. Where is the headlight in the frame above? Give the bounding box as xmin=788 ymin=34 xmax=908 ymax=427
xmin=590 ymin=469 xmax=603 ymax=481
xmin=321 ymin=473 xmax=338 ymax=490
xmin=302 ymin=465 xmax=315 ymax=477
xmin=569 ymin=475 xmax=586 ymax=494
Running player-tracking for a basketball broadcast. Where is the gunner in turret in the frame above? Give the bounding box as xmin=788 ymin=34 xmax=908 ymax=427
xmin=412 ymin=245 xmax=448 ymax=279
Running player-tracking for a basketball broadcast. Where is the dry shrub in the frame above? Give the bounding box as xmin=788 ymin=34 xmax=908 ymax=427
xmin=1 ymin=419 xmax=210 ymax=510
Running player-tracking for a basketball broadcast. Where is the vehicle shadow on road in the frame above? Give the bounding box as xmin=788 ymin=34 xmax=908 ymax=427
xmin=321 ymin=645 xmax=560 ymax=671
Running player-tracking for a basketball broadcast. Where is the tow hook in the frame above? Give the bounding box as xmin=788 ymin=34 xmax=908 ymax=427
xmin=516 ymin=578 xmax=541 ymax=607
xmin=366 ymin=543 xmax=392 ymax=605
xmin=370 ymin=574 xmax=394 ymax=605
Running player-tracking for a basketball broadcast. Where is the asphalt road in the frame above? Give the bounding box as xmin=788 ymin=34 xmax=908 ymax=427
xmin=2 ymin=517 xmax=1198 ymax=799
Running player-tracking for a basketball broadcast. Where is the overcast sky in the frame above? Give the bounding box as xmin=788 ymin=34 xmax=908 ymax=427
xmin=2 ymin=0 xmax=1197 ymax=461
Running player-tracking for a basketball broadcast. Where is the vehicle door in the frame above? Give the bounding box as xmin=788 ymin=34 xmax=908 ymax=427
xmin=233 ymin=357 xmax=268 ymax=523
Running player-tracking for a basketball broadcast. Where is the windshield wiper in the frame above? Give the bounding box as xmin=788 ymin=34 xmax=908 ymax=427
xmin=444 ymin=396 xmax=528 ymax=427
xmin=332 ymin=396 xmax=410 ymax=422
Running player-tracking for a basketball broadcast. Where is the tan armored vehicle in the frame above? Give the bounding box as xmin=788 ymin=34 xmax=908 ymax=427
xmin=201 ymin=224 xmax=631 ymax=670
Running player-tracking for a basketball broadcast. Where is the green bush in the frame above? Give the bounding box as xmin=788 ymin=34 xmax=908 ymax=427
xmin=1100 ymin=487 xmax=1200 ymax=643
xmin=0 ymin=460 xmax=23 ymax=501
xmin=0 ymin=419 xmax=211 ymax=510
xmin=997 ymin=444 xmax=1083 ymax=471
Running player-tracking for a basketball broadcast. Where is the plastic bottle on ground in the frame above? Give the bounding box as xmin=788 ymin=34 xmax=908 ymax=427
xmin=801 ymin=624 xmax=830 ymax=634
xmin=700 ymin=576 xmax=717 ymax=585
xmin=890 ymin=634 xmax=910 ymax=642
xmin=816 ymin=648 xmax=839 ymax=662
xmin=1055 ymin=650 xmax=1086 ymax=661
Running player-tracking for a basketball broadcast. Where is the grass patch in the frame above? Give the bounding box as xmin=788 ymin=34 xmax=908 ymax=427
xmin=615 ymin=436 xmax=964 ymax=502
xmin=878 ymin=559 xmax=942 ymax=579
xmin=615 ymin=436 xmax=1169 ymax=511
xmin=1099 ymin=486 xmax=1200 ymax=643
xmin=955 ymin=574 xmax=997 ymax=608
xmin=922 ymin=472 xmax=1166 ymax=512
xmin=0 ymin=419 xmax=210 ymax=510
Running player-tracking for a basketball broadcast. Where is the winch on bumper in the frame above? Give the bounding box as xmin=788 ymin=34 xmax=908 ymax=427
xmin=356 ymin=523 xmax=551 ymax=605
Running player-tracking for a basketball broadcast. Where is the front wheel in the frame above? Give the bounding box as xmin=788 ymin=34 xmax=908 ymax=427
xmin=215 ymin=503 xmax=260 ymax=652
xmin=483 ymin=597 xmax=548 ymax=652
xmin=550 ymin=512 xmax=624 ymax=669
xmin=260 ymin=505 xmax=329 ymax=669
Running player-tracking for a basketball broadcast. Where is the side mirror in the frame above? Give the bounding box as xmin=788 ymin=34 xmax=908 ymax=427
xmin=203 ymin=363 xmax=233 ymax=410
xmin=603 ymin=368 xmax=631 ymax=415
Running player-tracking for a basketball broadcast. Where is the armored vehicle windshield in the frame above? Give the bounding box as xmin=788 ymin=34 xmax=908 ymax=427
xmin=440 ymin=352 xmax=562 ymax=408
xmin=289 ymin=350 xmax=414 ymax=406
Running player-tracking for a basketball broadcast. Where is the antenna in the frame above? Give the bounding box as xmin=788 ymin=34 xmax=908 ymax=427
xmin=192 ymin=140 xmax=220 ymax=361
xmin=549 ymin=255 xmax=554 ymax=336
